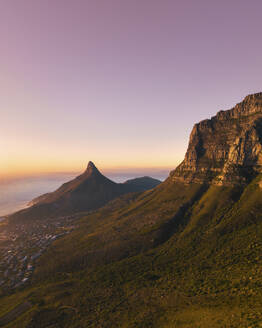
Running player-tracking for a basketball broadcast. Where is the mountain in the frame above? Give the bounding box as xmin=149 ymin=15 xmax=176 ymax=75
xmin=172 ymin=92 xmax=262 ymax=185
xmin=9 ymin=162 xmax=161 ymax=221
xmin=124 ymin=176 xmax=163 ymax=191
xmin=2 ymin=93 xmax=262 ymax=327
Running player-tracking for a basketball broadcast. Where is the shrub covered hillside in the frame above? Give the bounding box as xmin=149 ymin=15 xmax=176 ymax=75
xmin=0 ymin=173 xmax=262 ymax=327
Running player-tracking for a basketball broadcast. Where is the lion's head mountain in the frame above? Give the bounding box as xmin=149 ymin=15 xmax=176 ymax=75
xmin=10 ymin=162 xmax=161 ymax=221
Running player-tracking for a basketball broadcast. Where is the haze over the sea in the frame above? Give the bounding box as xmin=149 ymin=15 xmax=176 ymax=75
xmin=1 ymin=0 xmax=262 ymax=178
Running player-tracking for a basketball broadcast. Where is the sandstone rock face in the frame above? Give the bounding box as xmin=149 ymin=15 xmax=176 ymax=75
xmin=171 ymin=92 xmax=262 ymax=185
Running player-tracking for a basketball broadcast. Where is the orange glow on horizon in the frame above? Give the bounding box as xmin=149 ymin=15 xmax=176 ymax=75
xmin=1 ymin=137 xmax=183 ymax=178
xmin=0 ymin=158 xmax=179 ymax=179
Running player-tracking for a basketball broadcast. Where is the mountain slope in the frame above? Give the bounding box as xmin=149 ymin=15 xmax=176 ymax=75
xmin=6 ymin=176 xmax=262 ymax=328
xmin=2 ymin=93 xmax=262 ymax=327
xmin=9 ymin=162 xmax=161 ymax=221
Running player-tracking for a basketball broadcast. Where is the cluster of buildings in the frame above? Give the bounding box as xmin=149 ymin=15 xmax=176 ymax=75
xmin=0 ymin=216 xmax=77 ymax=291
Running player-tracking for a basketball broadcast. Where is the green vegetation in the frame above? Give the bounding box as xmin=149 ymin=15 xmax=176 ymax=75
xmin=2 ymin=175 xmax=262 ymax=327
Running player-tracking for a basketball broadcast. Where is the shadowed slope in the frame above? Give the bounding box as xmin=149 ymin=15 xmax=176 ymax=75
xmin=9 ymin=162 xmax=161 ymax=221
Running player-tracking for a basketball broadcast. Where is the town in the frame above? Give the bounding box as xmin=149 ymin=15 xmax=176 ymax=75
xmin=0 ymin=216 xmax=78 ymax=292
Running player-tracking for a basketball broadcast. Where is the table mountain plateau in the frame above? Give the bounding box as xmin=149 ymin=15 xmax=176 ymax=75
xmin=172 ymin=92 xmax=262 ymax=185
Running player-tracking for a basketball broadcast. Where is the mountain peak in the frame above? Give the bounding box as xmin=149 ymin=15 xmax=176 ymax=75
xmin=84 ymin=161 xmax=100 ymax=175
xmin=243 ymin=92 xmax=262 ymax=102
xmin=215 ymin=92 xmax=262 ymax=120
xmin=87 ymin=161 xmax=97 ymax=170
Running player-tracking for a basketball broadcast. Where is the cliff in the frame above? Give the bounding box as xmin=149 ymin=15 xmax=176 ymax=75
xmin=171 ymin=92 xmax=262 ymax=185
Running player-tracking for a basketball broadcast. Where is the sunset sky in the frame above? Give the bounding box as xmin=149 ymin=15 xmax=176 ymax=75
xmin=1 ymin=0 xmax=262 ymax=177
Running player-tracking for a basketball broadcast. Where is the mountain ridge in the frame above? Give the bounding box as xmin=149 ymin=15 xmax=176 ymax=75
xmin=171 ymin=92 xmax=262 ymax=185
xmin=10 ymin=162 xmax=161 ymax=221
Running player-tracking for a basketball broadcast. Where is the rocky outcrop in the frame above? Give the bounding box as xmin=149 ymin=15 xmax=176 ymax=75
xmin=171 ymin=93 xmax=262 ymax=185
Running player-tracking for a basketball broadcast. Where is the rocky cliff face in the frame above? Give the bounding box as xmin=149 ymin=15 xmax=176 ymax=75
xmin=171 ymin=92 xmax=262 ymax=185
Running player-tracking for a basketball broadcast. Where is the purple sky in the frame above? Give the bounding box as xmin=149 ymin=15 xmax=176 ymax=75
xmin=1 ymin=0 xmax=261 ymax=176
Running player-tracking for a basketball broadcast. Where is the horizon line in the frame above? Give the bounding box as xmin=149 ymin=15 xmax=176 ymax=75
xmin=0 ymin=164 xmax=177 ymax=180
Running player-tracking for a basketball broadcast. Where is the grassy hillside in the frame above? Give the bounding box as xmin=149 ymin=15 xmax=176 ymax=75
xmin=1 ymin=175 xmax=262 ymax=327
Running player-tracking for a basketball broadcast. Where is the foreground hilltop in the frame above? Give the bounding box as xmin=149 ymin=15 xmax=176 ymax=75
xmin=2 ymin=93 xmax=262 ymax=328
xmin=10 ymin=162 xmax=161 ymax=221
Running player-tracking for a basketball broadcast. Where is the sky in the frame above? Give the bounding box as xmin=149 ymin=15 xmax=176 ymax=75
xmin=0 ymin=0 xmax=262 ymax=177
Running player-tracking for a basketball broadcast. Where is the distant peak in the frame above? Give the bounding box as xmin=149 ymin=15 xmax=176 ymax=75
xmin=87 ymin=161 xmax=96 ymax=169
xmin=84 ymin=161 xmax=100 ymax=176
